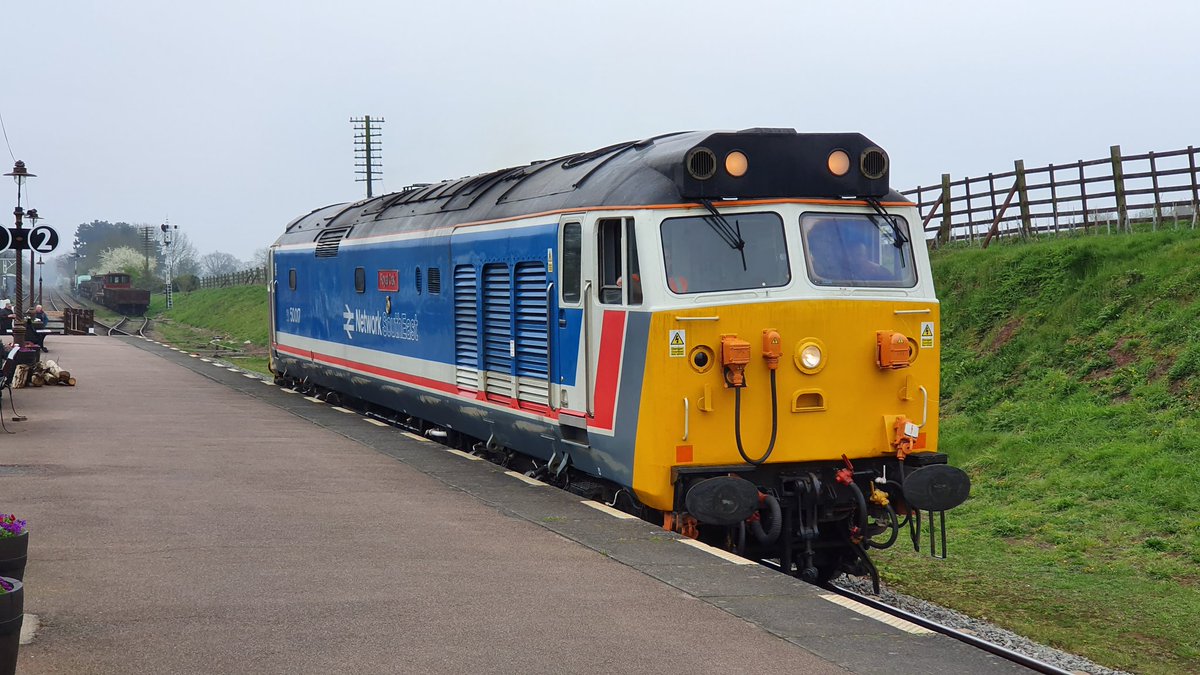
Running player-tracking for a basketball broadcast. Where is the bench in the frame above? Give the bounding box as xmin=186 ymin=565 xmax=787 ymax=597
xmin=0 ymin=345 xmax=36 ymax=429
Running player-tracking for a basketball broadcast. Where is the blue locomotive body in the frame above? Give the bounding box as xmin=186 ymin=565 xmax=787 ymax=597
xmin=270 ymin=217 xmax=637 ymax=482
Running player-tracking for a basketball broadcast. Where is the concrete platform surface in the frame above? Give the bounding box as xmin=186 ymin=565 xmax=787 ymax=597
xmin=0 ymin=335 xmax=1030 ymax=674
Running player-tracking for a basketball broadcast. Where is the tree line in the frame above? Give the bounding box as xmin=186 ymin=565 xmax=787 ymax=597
xmin=58 ymin=220 xmax=266 ymax=291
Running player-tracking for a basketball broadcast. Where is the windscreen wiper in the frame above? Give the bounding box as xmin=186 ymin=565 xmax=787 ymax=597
xmin=865 ymin=197 xmax=910 ymax=253
xmin=700 ymin=200 xmax=748 ymax=271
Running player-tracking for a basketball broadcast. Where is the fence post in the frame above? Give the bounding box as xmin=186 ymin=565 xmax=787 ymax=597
xmin=938 ymin=173 xmax=952 ymax=245
xmin=987 ymin=173 xmax=998 ymax=228
xmin=1048 ymin=163 xmax=1059 ymax=234
xmin=963 ymin=177 xmax=975 ymax=243
xmin=1110 ymin=145 xmax=1127 ymax=232
xmin=1078 ymin=160 xmax=1090 ymax=233
xmin=1149 ymin=150 xmax=1161 ymax=230
xmin=1189 ymin=145 xmax=1198 ymax=208
xmin=1014 ymin=160 xmax=1032 ymax=237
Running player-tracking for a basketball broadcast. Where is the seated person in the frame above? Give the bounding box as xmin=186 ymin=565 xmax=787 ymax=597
xmin=0 ymin=301 xmax=12 ymax=333
xmin=26 ymin=305 xmax=50 ymax=352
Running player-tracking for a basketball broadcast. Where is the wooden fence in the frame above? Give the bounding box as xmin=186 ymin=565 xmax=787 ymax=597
xmin=903 ymin=145 xmax=1200 ymax=247
xmin=198 ymin=266 xmax=267 ymax=289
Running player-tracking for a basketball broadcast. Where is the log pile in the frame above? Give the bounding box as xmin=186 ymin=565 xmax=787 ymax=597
xmin=14 ymin=359 xmax=77 ymax=388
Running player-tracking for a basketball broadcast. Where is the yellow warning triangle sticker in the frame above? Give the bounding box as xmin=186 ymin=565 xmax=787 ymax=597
xmin=921 ymin=325 xmax=933 ymax=337
xmin=670 ymin=333 xmax=685 ymax=345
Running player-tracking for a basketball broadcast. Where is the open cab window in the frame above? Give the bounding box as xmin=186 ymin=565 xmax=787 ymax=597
xmin=660 ymin=212 xmax=789 ymax=294
xmin=800 ymin=212 xmax=917 ymax=288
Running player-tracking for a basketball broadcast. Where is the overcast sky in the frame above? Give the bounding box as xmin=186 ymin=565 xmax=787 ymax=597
xmin=2 ymin=0 xmax=1197 ymax=264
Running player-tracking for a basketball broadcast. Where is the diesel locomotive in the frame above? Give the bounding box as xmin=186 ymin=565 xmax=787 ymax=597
xmin=77 ymin=272 xmax=151 ymax=316
xmin=269 ymin=129 xmax=971 ymax=587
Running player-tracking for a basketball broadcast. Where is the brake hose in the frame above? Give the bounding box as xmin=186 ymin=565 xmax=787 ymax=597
xmin=733 ymin=370 xmax=778 ymax=465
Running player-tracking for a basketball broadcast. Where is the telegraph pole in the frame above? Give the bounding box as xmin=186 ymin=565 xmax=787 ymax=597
xmin=351 ymin=116 xmax=384 ymax=198
xmin=141 ymin=225 xmax=155 ymax=282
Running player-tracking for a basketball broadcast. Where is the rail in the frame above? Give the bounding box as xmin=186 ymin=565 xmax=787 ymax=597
xmin=904 ymin=144 xmax=1200 ymax=247
xmin=820 ymin=583 xmax=1074 ymax=675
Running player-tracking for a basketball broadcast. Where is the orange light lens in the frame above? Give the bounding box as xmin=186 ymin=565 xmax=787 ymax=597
xmin=725 ymin=151 xmax=748 ymax=177
xmin=828 ymin=150 xmax=850 ymax=176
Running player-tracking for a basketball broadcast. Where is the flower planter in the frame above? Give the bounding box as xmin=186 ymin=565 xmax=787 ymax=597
xmin=0 ymin=533 xmax=26 ymax=581
xmin=0 ymin=577 xmax=22 ymax=675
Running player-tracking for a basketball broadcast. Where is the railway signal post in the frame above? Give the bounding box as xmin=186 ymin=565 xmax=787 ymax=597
xmin=160 ymin=223 xmax=177 ymax=309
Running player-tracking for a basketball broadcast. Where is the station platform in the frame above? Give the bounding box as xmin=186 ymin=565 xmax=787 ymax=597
xmin=0 ymin=335 xmax=1030 ymax=674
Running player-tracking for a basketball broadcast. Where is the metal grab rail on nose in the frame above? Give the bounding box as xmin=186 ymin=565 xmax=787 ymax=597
xmin=682 ymin=397 xmax=689 ymax=441
xmin=917 ymin=385 xmax=928 ymax=427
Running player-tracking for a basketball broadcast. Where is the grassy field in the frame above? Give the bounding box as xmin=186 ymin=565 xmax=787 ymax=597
xmin=142 ymin=231 xmax=1200 ymax=672
xmin=145 ymin=286 xmax=271 ymax=376
xmin=877 ymin=229 xmax=1200 ymax=673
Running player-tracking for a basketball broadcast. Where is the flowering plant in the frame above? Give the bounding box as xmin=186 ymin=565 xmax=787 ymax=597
xmin=0 ymin=514 xmax=26 ymax=538
xmin=0 ymin=577 xmax=12 ymax=593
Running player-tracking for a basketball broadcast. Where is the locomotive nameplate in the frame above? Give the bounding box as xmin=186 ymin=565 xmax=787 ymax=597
xmin=378 ymin=270 xmax=399 ymax=292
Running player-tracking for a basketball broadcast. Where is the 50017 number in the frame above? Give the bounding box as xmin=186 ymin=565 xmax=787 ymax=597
xmin=285 ymin=308 xmax=302 ymax=323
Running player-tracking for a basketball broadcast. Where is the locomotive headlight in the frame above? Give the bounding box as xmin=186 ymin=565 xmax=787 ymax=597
xmin=725 ymin=151 xmax=749 ymax=177
xmin=795 ymin=339 xmax=827 ymax=374
xmin=827 ymin=149 xmax=851 ymax=177
xmin=801 ymin=345 xmax=822 ymax=369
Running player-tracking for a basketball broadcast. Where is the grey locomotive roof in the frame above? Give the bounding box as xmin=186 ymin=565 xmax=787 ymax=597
xmin=273 ymin=129 xmax=909 ymax=247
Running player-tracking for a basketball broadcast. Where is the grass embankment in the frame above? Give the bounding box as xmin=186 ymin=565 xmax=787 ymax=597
xmin=146 ymin=285 xmax=271 ymax=376
xmin=144 ymin=232 xmax=1200 ymax=672
xmin=876 ymin=229 xmax=1200 ymax=674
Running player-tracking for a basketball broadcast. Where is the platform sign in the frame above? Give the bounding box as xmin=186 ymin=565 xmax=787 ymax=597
xmin=29 ymin=225 xmax=59 ymax=253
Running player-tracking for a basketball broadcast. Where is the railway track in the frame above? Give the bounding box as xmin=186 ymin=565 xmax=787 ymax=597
xmin=818 ymin=582 xmax=1076 ymax=675
xmin=47 ymin=289 xmax=76 ymax=312
xmin=92 ymin=315 xmax=151 ymax=338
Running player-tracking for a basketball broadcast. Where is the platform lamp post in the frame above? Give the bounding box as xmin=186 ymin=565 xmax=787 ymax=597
xmin=36 ymin=256 xmax=44 ymax=306
xmin=4 ymin=160 xmax=34 ymax=344
xmin=25 ymin=208 xmax=40 ymax=309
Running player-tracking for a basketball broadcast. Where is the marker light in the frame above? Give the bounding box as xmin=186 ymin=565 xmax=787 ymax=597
xmin=827 ymin=149 xmax=850 ymax=176
xmin=725 ymin=151 xmax=748 ymax=177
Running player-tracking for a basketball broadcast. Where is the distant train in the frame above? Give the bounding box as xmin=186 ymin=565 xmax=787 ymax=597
xmin=77 ymin=272 xmax=151 ymax=315
xmin=269 ymin=129 xmax=972 ymax=589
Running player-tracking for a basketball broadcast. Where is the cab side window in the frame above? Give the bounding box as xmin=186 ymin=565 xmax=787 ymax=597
xmin=598 ymin=217 xmax=640 ymax=306
xmin=598 ymin=218 xmax=623 ymax=305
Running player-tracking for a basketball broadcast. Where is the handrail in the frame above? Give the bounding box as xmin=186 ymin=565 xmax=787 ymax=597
xmin=682 ymin=397 xmax=690 ymax=441
xmin=582 ymin=281 xmax=593 ymax=417
xmin=545 ymin=282 xmax=556 ymax=410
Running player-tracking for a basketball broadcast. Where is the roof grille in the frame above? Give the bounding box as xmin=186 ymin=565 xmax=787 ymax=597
xmin=314 ymin=226 xmax=352 ymax=257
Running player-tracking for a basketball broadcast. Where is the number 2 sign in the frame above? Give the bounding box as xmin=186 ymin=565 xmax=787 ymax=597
xmin=29 ymin=225 xmax=59 ymax=253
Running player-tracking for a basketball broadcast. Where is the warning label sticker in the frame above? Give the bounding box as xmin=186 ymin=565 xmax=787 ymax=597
xmin=669 ymin=330 xmax=686 ymax=358
xmin=920 ymin=322 xmax=935 ymax=349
